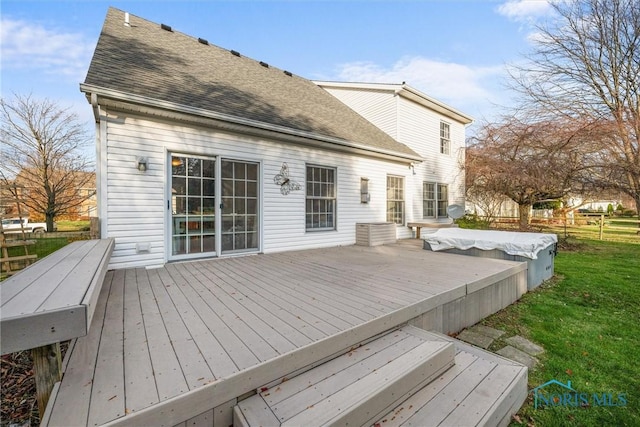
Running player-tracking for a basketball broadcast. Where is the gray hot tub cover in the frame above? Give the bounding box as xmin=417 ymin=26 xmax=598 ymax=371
xmin=424 ymin=228 xmax=558 ymax=259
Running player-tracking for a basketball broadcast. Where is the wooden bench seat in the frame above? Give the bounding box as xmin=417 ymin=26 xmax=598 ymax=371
xmin=407 ymin=221 xmax=456 ymax=239
xmin=1 ymin=238 xmax=114 ymax=355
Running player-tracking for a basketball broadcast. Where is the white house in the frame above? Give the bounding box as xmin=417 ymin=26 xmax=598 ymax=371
xmin=315 ymin=82 xmax=472 ymax=226
xmin=81 ymin=8 xmax=472 ymax=269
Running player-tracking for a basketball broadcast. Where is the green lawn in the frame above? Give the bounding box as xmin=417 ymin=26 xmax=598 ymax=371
xmin=55 ymin=220 xmax=91 ymax=232
xmin=479 ymin=238 xmax=640 ymax=426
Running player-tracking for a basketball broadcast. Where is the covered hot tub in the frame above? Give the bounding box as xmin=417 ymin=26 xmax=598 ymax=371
xmin=423 ymin=228 xmax=557 ymax=290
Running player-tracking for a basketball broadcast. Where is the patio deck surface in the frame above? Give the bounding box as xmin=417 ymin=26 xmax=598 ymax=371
xmin=43 ymin=240 xmax=526 ymax=427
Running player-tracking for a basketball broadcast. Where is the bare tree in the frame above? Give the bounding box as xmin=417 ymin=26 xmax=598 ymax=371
xmin=466 ymin=115 xmax=595 ymax=229
xmin=0 ymin=94 xmax=93 ymax=231
xmin=510 ymin=0 xmax=640 ymax=216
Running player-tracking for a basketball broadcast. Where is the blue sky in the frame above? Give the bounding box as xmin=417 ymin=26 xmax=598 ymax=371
xmin=1 ymin=0 xmax=555 ymax=147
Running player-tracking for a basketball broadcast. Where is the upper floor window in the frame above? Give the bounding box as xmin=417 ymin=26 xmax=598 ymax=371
xmin=386 ymin=175 xmax=405 ymax=224
xmin=306 ymin=165 xmax=336 ymax=230
xmin=440 ymin=121 xmax=451 ymax=155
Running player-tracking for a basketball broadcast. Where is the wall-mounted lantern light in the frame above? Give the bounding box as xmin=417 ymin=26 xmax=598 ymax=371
xmin=136 ymin=156 xmax=148 ymax=172
xmin=360 ymin=177 xmax=370 ymax=203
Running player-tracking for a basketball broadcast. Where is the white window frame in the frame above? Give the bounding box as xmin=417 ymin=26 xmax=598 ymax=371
xmin=437 ymin=183 xmax=449 ymax=217
xmin=440 ymin=121 xmax=451 ymax=155
xmin=423 ymin=182 xmax=449 ymax=219
xmin=423 ymin=182 xmax=436 ymax=218
xmin=305 ymin=164 xmax=337 ymax=231
xmin=386 ymin=175 xmax=405 ymax=225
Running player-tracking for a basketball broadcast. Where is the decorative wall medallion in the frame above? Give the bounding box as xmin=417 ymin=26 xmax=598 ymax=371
xmin=273 ymin=162 xmax=301 ymax=195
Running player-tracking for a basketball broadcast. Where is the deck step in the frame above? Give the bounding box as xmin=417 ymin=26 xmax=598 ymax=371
xmin=234 ymin=326 xmax=456 ymax=427
xmin=234 ymin=326 xmax=527 ymax=427
xmin=373 ymin=328 xmax=528 ymax=427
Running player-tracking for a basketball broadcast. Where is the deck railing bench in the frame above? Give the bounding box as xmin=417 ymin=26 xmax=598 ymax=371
xmin=0 ymin=238 xmax=114 ymax=416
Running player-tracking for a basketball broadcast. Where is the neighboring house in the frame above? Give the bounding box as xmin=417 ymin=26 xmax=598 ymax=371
xmin=81 ymin=8 xmax=471 ymax=269
xmin=315 ymin=82 xmax=472 ymax=226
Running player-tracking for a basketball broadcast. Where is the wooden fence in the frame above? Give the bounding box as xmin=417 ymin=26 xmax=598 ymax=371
xmin=482 ymin=214 xmax=640 ymax=242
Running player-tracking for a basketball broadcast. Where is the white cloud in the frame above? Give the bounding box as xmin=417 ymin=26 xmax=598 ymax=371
xmin=496 ymin=0 xmax=554 ymax=22
xmin=333 ymin=56 xmax=507 ymax=119
xmin=0 ymin=18 xmax=95 ymax=82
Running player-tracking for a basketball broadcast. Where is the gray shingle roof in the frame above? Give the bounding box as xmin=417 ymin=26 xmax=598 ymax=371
xmin=83 ymin=7 xmax=420 ymax=160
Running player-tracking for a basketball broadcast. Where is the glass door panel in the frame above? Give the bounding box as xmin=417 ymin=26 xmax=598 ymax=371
xmin=221 ymin=159 xmax=259 ymax=253
xmin=171 ymin=155 xmax=216 ymax=257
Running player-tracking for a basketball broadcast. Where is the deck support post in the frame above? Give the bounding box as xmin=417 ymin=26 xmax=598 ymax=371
xmin=32 ymin=342 xmax=62 ymax=417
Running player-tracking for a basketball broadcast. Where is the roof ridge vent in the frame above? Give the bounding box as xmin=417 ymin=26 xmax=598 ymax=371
xmin=198 ymin=38 xmax=209 ymax=45
xmin=259 ymin=61 xmax=269 ymax=68
xmin=160 ymin=23 xmax=173 ymax=32
xmin=230 ymin=50 xmax=241 ymax=57
xmin=284 ymin=70 xmax=293 ymax=77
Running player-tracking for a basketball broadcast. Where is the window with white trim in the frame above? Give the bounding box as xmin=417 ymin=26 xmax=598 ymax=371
xmin=423 ymin=182 xmax=449 ymax=218
xmin=440 ymin=121 xmax=451 ymax=155
xmin=306 ymin=165 xmax=336 ymax=230
xmin=423 ymin=182 xmax=436 ymax=217
xmin=386 ymin=175 xmax=405 ymax=224
xmin=437 ymin=183 xmax=449 ymax=217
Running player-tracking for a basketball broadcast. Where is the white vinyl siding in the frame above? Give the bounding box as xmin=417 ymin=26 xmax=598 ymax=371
xmin=396 ymin=98 xmax=466 ymax=214
xmin=99 ymin=109 xmax=411 ymax=269
xmin=318 ymin=88 xmax=398 ymax=139
xmin=319 ymin=86 xmax=467 ymax=224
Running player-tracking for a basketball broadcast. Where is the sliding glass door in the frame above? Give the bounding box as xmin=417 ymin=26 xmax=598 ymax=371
xmin=170 ymin=154 xmax=259 ymax=259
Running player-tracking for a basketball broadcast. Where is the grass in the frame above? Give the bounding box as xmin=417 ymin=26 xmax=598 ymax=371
xmin=0 ymin=219 xmax=90 ymax=279
xmin=478 ymin=238 xmax=640 ymax=426
xmin=55 ymin=219 xmax=90 ymax=232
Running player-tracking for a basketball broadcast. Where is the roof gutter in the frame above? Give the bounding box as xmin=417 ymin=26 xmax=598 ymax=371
xmin=80 ymin=84 xmax=423 ymax=164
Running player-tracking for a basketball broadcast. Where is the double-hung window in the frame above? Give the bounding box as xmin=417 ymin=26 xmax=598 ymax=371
xmin=423 ymin=182 xmax=436 ymax=217
xmin=423 ymin=182 xmax=449 ymax=218
xmin=306 ymin=165 xmax=336 ymax=230
xmin=440 ymin=121 xmax=451 ymax=155
xmin=437 ymin=183 xmax=448 ymax=217
xmin=386 ymin=175 xmax=405 ymax=224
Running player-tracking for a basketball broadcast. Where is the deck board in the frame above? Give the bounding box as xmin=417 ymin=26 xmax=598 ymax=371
xmin=194 ymin=260 xmax=329 ymax=343
xmin=206 ymin=259 xmax=345 ymax=335
xmin=222 ymin=257 xmax=360 ymax=330
xmin=154 ymin=265 xmax=260 ymax=371
xmin=45 ymin=241 xmax=526 ymax=427
xmin=171 ymin=262 xmax=295 ymax=358
xmin=88 ymin=268 xmax=126 ymax=426
xmin=232 ymin=257 xmax=378 ymax=323
xmin=138 ymin=268 xmax=190 ymax=401
xmin=171 ymin=263 xmax=282 ymax=362
xmin=122 ymin=268 xmax=159 ymax=413
xmin=149 ymin=266 xmax=215 ymax=390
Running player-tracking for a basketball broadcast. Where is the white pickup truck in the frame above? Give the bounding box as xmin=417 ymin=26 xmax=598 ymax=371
xmin=1 ymin=218 xmax=52 ymax=234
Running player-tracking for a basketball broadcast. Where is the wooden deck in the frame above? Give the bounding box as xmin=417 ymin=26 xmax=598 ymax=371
xmin=44 ymin=240 xmax=527 ymax=427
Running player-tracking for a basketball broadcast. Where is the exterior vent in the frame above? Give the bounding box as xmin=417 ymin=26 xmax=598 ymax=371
xmin=284 ymin=70 xmax=293 ymax=77
xmin=259 ymin=61 xmax=269 ymax=68
xmin=160 ymin=23 xmax=173 ymax=32
xmin=230 ymin=50 xmax=241 ymax=57
xmin=198 ymin=38 xmax=209 ymax=45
